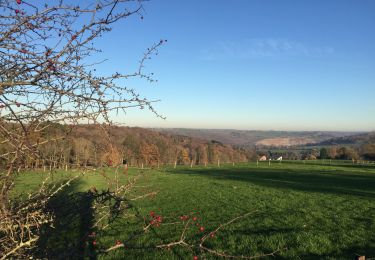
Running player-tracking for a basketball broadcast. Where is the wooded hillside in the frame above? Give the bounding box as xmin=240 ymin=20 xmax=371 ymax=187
xmin=0 ymin=124 xmax=255 ymax=170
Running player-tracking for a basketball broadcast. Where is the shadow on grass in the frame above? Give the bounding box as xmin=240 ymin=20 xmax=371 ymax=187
xmin=169 ymin=165 xmax=375 ymax=199
xmin=33 ymin=178 xmax=96 ymax=259
xmin=97 ymin=200 xmax=189 ymax=260
xmin=31 ymin=177 xmax=184 ymax=260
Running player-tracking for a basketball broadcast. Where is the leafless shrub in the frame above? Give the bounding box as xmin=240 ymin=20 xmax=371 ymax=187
xmin=0 ymin=0 xmax=164 ymax=258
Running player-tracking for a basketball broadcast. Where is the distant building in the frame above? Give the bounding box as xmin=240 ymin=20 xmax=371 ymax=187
xmin=259 ymin=155 xmax=267 ymax=161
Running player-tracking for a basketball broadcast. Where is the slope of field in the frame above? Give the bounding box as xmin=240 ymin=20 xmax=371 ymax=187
xmin=154 ymin=128 xmax=358 ymax=147
xmin=15 ymin=162 xmax=375 ymax=259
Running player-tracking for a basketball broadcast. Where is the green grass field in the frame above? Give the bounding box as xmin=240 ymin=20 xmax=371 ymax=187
xmin=13 ymin=161 xmax=375 ymax=259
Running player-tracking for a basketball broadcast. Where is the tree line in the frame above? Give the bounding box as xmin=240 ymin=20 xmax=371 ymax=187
xmin=0 ymin=123 xmax=256 ymax=170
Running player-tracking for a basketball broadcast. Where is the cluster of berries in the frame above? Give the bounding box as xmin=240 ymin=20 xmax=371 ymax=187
xmin=15 ymin=0 xmax=24 ymax=15
xmin=149 ymin=211 xmax=163 ymax=227
xmin=179 ymin=215 xmax=189 ymax=221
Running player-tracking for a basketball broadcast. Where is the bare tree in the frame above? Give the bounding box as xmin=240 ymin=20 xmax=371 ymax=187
xmin=0 ymin=0 xmax=165 ymax=258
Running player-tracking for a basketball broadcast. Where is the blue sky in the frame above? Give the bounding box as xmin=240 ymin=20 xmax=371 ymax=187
xmin=94 ymin=0 xmax=375 ymax=131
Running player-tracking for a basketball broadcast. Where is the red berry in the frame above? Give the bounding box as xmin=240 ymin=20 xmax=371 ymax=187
xmin=199 ymin=226 xmax=204 ymax=232
xmin=16 ymin=0 xmax=21 ymax=4
xmin=15 ymin=9 xmax=19 ymax=14
xmin=149 ymin=211 xmax=154 ymax=217
xmin=16 ymin=103 xmax=20 ymax=107
xmin=210 ymin=232 xmax=215 ymax=238
xmin=194 ymin=256 xmax=198 ymax=260
xmin=193 ymin=217 xmax=197 ymax=221
xmin=116 ymin=240 xmax=121 ymax=245
xmin=71 ymin=35 xmax=77 ymax=40
xmin=92 ymin=240 xmax=97 ymax=245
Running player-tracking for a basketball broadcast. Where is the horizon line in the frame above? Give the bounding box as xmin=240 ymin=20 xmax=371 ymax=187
xmin=142 ymin=126 xmax=372 ymax=133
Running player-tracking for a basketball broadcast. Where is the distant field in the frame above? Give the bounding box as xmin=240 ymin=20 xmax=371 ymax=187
xmin=14 ymin=161 xmax=375 ymax=259
xmin=255 ymin=137 xmax=315 ymax=146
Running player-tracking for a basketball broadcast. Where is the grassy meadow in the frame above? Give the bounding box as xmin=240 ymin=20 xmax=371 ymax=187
xmin=13 ymin=161 xmax=375 ymax=259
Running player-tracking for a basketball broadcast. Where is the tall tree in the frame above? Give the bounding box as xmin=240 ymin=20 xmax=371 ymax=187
xmin=360 ymin=143 xmax=375 ymax=160
xmin=319 ymin=147 xmax=328 ymax=159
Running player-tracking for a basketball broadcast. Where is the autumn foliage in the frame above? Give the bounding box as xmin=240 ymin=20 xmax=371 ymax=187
xmin=25 ymin=124 xmax=255 ymax=169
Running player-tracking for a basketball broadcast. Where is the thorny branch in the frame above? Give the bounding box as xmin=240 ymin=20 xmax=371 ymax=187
xmin=104 ymin=211 xmax=285 ymax=259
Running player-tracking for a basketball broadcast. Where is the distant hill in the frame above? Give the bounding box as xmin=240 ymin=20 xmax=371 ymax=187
xmin=153 ymin=128 xmax=359 ymax=148
xmin=305 ymin=132 xmax=375 ymax=147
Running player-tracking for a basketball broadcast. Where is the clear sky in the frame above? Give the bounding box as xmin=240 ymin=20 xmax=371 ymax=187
xmin=94 ymin=0 xmax=375 ymax=131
